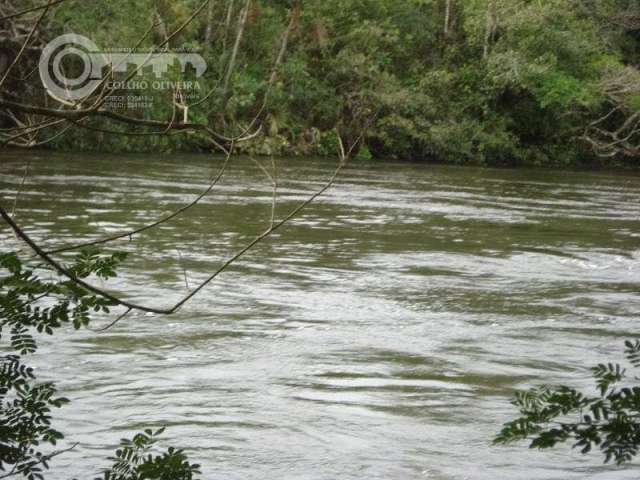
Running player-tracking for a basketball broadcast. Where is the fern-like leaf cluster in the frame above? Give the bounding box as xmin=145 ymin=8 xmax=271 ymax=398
xmin=496 ymin=341 xmax=640 ymax=465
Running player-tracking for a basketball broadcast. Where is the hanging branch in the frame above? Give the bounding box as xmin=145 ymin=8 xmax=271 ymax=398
xmin=166 ymin=133 xmax=352 ymax=314
xmin=92 ymin=308 xmax=133 ymax=332
xmin=1 ymin=205 xmax=171 ymax=314
xmin=0 ymin=1 xmax=377 ymax=324
xmin=0 ymin=443 xmax=78 ymax=479
xmin=1 ymin=127 xmax=371 ymax=317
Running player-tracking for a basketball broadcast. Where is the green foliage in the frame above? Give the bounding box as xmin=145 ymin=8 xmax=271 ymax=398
xmin=20 ymin=0 xmax=640 ymax=163
xmin=534 ymin=72 xmax=598 ymax=110
xmin=496 ymin=340 xmax=640 ymax=465
xmin=0 ymin=354 xmax=68 ymax=480
xmin=98 ymin=429 xmax=200 ymax=480
xmin=355 ymin=144 xmax=373 ymax=161
xmin=0 ymin=250 xmax=123 ymax=337
xmin=1 ymin=251 xmax=199 ymax=479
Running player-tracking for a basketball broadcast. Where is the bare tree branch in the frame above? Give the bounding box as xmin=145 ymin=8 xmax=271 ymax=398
xmin=0 ymin=0 xmax=52 ymax=90
xmin=0 ymin=443 xmax=78 ymax=479
xmin=10 ymin=164 xmax=29 ymax=218
xmin=0 ymin=0 xmax=67 ymax=22
xmin=1 ymin=127 xmax=369 ymax=316
xmin=45 ymin=143 xmax=234 ymax=254
xmin=0 ymin=0 xmax=377 ymax=323
xmin=583 ymin=67 xmax=640 ymax=158
xmin=92 ymin=308 xmax=133 ymax=332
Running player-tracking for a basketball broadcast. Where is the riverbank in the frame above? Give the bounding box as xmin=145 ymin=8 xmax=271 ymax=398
xmin=5 ymin=145 xmax=640 ymax=172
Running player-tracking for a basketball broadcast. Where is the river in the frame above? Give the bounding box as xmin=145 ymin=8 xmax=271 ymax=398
xmin=2 ymin=150 xmax=640 ymax=479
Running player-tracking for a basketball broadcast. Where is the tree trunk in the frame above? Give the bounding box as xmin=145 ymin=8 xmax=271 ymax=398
xmin=265 ymin=3 xmax=300 ymax=92
xmin=221 ymin=0 xmax=250 ymax=113
xmin=444 ymin=0 xmax=452 ymax=38
xmin=204 ymin=0 xmax=216 ymax=45
xmin=483 ymin=0 xmax=495 ymax=59
xmin=222 ymin=0 xmax=235 ymax=51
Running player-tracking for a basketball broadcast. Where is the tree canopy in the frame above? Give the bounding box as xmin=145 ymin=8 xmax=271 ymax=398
xmin=2 ymin=1 xmax=640 ymax=161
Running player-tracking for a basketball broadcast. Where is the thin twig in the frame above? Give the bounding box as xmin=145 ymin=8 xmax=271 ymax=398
xmin=0 ymin=0 xmax=52 ymax=90
xmin=1 ymin=206 xmax=172 ymax=314
xmin=45 ymin=144 xmax=234 ymax=254
xmin=7 ymin=122 xmax=74 ymax=148
xmin=0 ymin=0 xmax=67 ymax=22
xmin=1 ymin=119 xmax=66 ymax=147
xmin=269 ymin=156 xmax=278 ymax=228
xmin=0 ymin=443 xmax=78 ymax=479
xmin=10 ymin=163 xmax=29 ymax=217
xmin=176 ymin=248 xmax=191 ymax=291
xmin=168 ymin=156 xmax=345 ymax=313
xmin=92 ymin=308 xmax=133 ymax=332
xmin=0 ymin=132 xmax=358 ymax=316
xmin=250 ymin=155 xmax=277 ymax=228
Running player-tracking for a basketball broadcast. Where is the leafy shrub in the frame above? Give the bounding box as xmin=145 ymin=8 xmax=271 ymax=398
xmin=496 ymin=341 xmax=640 ymax=465
xmin=1 ymin=251 xmax=200 ymax=479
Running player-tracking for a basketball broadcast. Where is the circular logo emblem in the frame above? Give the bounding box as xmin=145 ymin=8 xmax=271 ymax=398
xmin=39 ymin=34 xmax=102 ymax=102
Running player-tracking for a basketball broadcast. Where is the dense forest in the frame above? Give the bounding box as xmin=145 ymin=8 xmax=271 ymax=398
xmin=3 ymin=1 xmax=640 ymax=165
